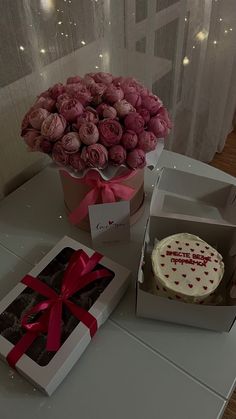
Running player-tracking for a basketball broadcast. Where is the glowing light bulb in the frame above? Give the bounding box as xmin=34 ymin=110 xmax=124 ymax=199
xmin=40 ymin=48 xmax=46 ymax=54
xmin=19 ymin=45 xmax=25 ymax=51
xmin=224 ymin=29 xmax=228 ymax=34
xmin=219 ymin=18 xmax=222 ymax=22
xmin=196 ymin=30 xmax=208 ymax=41
xmin=65 ymin=34 xmax=69 ymax=37
xmin=61 ymin=32 xmax=64 ymax=35
xmin=213 ymin=40 xmax=217 ymax=44
xmin=95 ymin=65 xmax=99 ymax=69
xmin=192 ymin=45 xmax=196 ymax=49
xmin=81 ymin=40 xmax=86 ymax=45
xmin=58 ymin=21 xmax=62 ymax=25
xmin=229 ymin=28 xmax=233 ymax=31
xmin=184 ymin=17 xmax=187 ymax=22
xmin=183 ymin=56 xmax=190 ymax=66
xmin=99 ymin=53 xmax=103 ymax=58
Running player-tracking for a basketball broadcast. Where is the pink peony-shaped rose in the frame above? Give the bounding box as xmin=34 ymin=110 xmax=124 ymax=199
xmin=83 ymin=74 xmax=96 ymax=88
xmin=121 ymin=78 xmax=140 ymax=95
xmin=69 ymin=152 xmax=86 ymax=172
xmin=126 ymin=148 xmax=146 ymax=169
xmin=108 ymin=145 xmax=127 ymax=166
xmin=33 ymin=96 xmax=56 ymax=112
xmin=138 ymin=131 xmax=157 ymax=152
xmin=103 ymin=105 xmax=117 ymax=119
xmin=98 ymin=119 xmax=123 ymax=147
xmin=104 ymin=85 xmax=124 ymax=104
xmin=124 ymin=92 xmax=141 ymax=108
xmin=148 ymin=107 xmax=171 ymax=138
xmin=94 ymin=72 xmax=113 ymax=85
xmin=124 ymin=112 xmax=145 ymax=134
xmin=73 ymin=86 xmax=92 ymax=106
xmin=41 ymin=113 xmax=66 ymax=141
xmin=41 ymin=139 xmax=53 ymax=154
xmin=56 ymin=93 xmax=70 ymax=107
xmin=65 ymin=82 xmax=84 ymax=96
xmin=28 ymin=108 xmax=50 ymax=130
xmin=76 ymin=107 xmax=99 ymax=128
xmin=79 ymin=122 xmax=99 ymax=145
xmin=52 ymin=142 xmax=69 ymax=166
xmin=89 ymin=82 xmax=107 ymax=97
xmin=138 ymin=108 xmax=150 ymax=124
xmin=59 ymin=99 xmax=84 ymax=122
xmin=49 ymin=83 xmax=65 ymax=100
xmin=66 ymin=75 xmax=82 ymax=84
xmin=81 ymin=144 xmax=108 ymax=169
xmin=114 ymin=100 xmax=134 ymax=118
xmin=61 ymin=132 xmax=81 ymax=154
xmin=96 ymin=103 xmax=108 ymax=117
xmin=142 ymin=95 xmax=162 ymax=116
xmin=121 ymin=130 xmax=138 ymax=150
xmin=23 ymin=129 xmax=41 ymax=149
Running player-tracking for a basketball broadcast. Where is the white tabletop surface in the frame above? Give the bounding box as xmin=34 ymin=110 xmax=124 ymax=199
xmin=0 ymin=150 xmax=235 ymax=418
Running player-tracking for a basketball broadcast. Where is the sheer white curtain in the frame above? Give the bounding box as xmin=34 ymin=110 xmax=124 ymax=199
xmin=0 ymin=0 xmax=235 ymax=198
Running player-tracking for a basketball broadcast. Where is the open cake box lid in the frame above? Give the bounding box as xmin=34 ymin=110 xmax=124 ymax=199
xmin=150 ymin=167 xmax=236 ymax=226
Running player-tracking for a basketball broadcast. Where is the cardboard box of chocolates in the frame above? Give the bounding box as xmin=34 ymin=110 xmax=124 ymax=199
xmin=0 ymin=236 xmax=131 ymax=395
xmin=136 ymin=168 xmax=236 ymax=332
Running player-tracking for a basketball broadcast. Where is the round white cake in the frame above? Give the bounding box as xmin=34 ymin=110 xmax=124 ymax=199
xmin=151 ymin=233 xmax=224 ymax=303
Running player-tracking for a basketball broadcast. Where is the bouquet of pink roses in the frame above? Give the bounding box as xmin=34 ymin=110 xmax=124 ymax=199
xmin=21 ymin=72 xmax=171 ymax=172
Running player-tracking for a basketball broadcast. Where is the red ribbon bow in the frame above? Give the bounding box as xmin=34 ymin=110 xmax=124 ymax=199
xmin=61 ymin=169 xmax=136 ymax=225
xmin=6 ymin=249 xmax=112 ymax=368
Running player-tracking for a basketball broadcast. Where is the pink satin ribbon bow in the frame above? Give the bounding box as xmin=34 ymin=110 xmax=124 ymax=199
xmin=6 ymin=249 xmax=112 ymax=368
xmin=61 ymin=169 xmax=136 ymax=225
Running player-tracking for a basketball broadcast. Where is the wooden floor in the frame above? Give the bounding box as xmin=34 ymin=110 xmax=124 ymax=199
xmin=210 ymin=130 xmax=236 ymax=419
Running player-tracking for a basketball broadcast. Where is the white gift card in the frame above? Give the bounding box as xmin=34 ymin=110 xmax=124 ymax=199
xmin=89 ymin=201 xmax=130 ymax=244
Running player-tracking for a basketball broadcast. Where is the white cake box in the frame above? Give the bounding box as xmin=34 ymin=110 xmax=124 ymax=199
xmin=0 ymin=236 xmax=131 ymax=395
xmin=136 ymin=169 xmax=236 ymax=332
xmin=151 ymin=167 xmax=236 ymax=226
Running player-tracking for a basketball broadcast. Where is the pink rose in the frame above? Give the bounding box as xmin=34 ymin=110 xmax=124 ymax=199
xmin=81 ymin=144 xmax=108 ymax=169
xmin=98 ymin=119 xmax=123 ymax=147
xmin=79 ymin=122 xmax=99 ymax=145
xmin=121 ymin=130 xmax=138 ymax=150
xmin=28 ymin=108 xmax=50 ymax=130
xmin=23 ymin=129 xmax=41 ymax=150
xmin=148 ymin=108 xmax=171 ymax=138
xmin=94 ymin=72 xmax=113 ymax=85
xmin=49 ymin=83 xmax=65 ymax=100
xmin=142 ymin=95 xmax=162 ymax=116
xmin=69 ymin=152 xmax=86 ymax=172
xmin=83 ymin=74 xmax=96 ymax=88
xmin=33 ymin=96 xmax=56 ymax=112
xmin=138 ymin=108 xmax=150 ymax=124
xmin=41 ymin=113 xmax=66 ymax=141
xmin=73 ymin=86 xmax=92 ymax=106
xmin=96 ymin=103 xmax=109 ymax=117
xmin=121 ymin=78 xmax=140 ymax=95
xmin=61 ymin=132 xmax=81 ymax=154
xmin=104 ymin=85 xmax=124 ymax=104
xmin=124 ymin=112 xmax=145 ymax=134
xmin=124 ymin=92 xmax=141 ymax=108
xmin=108 ymin=145 xmax=126 ymax=166
xmin=56 ymin=93 xmax=71 ymax=107
xmin=114 ymin=100 xmax=134 ymax=118
xmin=90 ymin=82 xmax=107 ymax=97
xmin=52 ymin=142 xmax=69 ymax=166
xmin=103 ymin=106 xmax=117 ymax=119
xmin=76 ymin=107 xmax=99 ymax=129
xmin=66 ymin=75 xmax=82 ymax=84
xmin=59 ymin=99 xmax=84 ymax=122
xmin=126 ymin=149 xmax=146 ymax=169
xmin=41 ymin=139 xmax=53 ymax=154
xmin=65 ymin=82 xmax=84 ymax=96
xmin=138 ymin=131 xmax=157 ymax=152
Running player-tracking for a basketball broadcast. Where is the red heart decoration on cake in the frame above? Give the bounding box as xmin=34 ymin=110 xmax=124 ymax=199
xmin=108 ymin=220 xmax=114 ymax=225
xmin=200 ymin=250 xmax=205 ymax=254
xmin=210 ymin=280 xmax=214 ymax=284
xmin=204 ymin=271 xmax=209 ymax=275
xmin=165 ymin=274 xmax=169 ymax=278
xmin=196 ymin=243 xmax=200 ymax=246
xmin=191 ymin=268 xmax=196 ymax=271
xmin=185 ymin=243 xmax=189 ymax=246
xmin=214 ymin=259 xmax=218 ymax=263
xmin=190 ymin=248 xmax=194 ymax=252
xmin=196 ymin=277 xmax=201 ymax=281
xmin=211 ymin=253 xmax=214 ymax=256
xmin=167 ymin=245 xmax=171 ymax=249
xmin=188 ymin=284 xmax=193 ymax=288
xmin=175 ymin=241 xmax=179 ymax=244
xmin=205 ymin=246 xmax=209 ymax=250
xmin=161 ymin=263 xmax=165 ymax=267
xmin=172 ymin=268 xmax=177 ymax=271
xmin=178 ymin=247 xmax=182 ymax=251
xmin=174 ymin=281 xmax=179 ymax=285
xmin=182 ymin=274 xmax=186 ymax=278
xmin=203 ymin=286 xmax=208 ymax=290
xmin=213 ymin=268 xmax=218 ymax=271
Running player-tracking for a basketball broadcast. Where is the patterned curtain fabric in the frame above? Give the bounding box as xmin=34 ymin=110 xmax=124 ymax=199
xmin=0 ymin=0 xmax=235 ymax=197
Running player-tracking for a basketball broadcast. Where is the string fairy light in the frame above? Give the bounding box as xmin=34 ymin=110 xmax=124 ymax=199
xmin=99 ymin=53 xmax=103 ymax=58
xmin=40 ymin=48 xmax=46 ymax=54
xmin=81 ymin=40 xmax=86 ymax=45
xmin=183 ymin=56 xmax=190 ymax=66
xmin=19 ymin=45 xmax=25 ymax=51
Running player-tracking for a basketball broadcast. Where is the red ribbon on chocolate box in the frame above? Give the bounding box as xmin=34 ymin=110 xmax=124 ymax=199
xmin=6 ymin=249 xmax=112 ymax=368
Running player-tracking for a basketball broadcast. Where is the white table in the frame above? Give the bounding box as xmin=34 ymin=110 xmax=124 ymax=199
xmin=0 ymin=150 xmax=235 ymax=419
